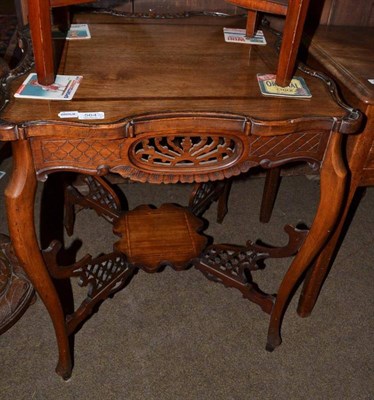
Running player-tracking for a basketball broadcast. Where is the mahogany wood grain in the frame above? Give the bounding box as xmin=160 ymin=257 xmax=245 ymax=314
xmin=5 ymin=140 xmax=72 ymax=379
xmin=0 ymin=15 xmax=363 ymax=377
xmin=113 ymin=204 xmax=207 ymax=271
xmin=245 ymin=9 xmax=258 ymax=36
xmin=276 ymin=0 xmax=311 ymax=86
xmin=267 ymin=130 xmax=347 ymax=349
xmin=317 ymin=0 xmax=374 ymax=27
xmin=256 ymin=26 xmax=374 ymax=223
xmin=2 ymin=17 xmax=344 ymax=125
xmin=27 ymin=0 xmax=95 ymax=85
xmin=295 ymin=26 xmax=374 ymax=316
xmin=228 ymin=0 xmax=287 ymax=15
xmin=225 ymin=0 xmax=310 ymax=86
xmin=28 ymin=0 xmax=55 ymax=85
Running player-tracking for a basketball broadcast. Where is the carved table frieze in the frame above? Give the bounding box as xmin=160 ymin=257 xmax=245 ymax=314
xmin=27 ymin=114 xmax=335 ymax=184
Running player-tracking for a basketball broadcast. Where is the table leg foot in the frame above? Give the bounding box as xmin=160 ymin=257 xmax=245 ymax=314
xmin=265 ymin=335 xmax=282 ymax=352
xmin=56 ymin=358 xmax=73 ymax=381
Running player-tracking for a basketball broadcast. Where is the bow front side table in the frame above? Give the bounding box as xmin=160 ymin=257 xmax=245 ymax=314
xmin=0 ymin=13 xmax=361 ymax=379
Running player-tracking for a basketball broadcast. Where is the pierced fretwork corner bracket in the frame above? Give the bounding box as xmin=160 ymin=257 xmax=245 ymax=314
xmin=193 ymin=225 xmax=308 ymax=314
xmin=42 ymin=240 xmax=136 ymax=335
xmin=189 ymin=180 xmax=232 ymax=223
xmin=64 ymin=175 xmax=122 ymax=236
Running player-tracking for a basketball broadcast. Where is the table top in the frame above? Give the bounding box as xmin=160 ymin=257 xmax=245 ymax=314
xmin=0 ymin=14 xmax=353 ymax=130
xmin=307 ymin=25 xmax=374 ymax=108
xmin=304 ymin=25 xmax=374 ymax=186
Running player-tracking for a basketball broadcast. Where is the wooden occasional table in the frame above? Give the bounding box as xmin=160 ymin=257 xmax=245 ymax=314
xmin=0 ymin=14 xmax=361 ymax=379
xmin=296 ymin=25 xmax=374 ymax=316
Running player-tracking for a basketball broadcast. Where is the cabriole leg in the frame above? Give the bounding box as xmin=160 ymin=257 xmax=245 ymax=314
xmin=296 ymin=177 xmax=359 ymax=317
xmin=266 ymin=132 xmax=347 ymax=350
xmin=5 ymin=140 xmax=72 ymax=379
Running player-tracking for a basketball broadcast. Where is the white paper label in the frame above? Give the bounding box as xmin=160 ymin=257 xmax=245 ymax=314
xmin=58 ymin=111 xmax=79 ymax=118
xmin=223 ymin=28 xmax=266 ymax=45
xmin=78 ymin=112 xmax=105 ymax=120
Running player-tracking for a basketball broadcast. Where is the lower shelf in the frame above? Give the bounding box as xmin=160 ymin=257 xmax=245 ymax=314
xmin=113 ymin=203 xmax=208 ymax=272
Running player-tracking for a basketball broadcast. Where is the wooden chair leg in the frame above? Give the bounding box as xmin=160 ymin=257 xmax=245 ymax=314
xmin=53 ymin=6 xmax=71 ymax=33
xmin=266 ymin=132 xmax=346 ymax=350
xmin=275 ymin=0 xmax=311 ymax=87
xmin=28 ymin=0 xmax=55 ymax=85
xmin=5 ymin=140 xmax=72 ymax=380
xmin=260 ymin=167 xmax=281 ymax=223
xmin=246 ymin=10 xmax=258 ymax=37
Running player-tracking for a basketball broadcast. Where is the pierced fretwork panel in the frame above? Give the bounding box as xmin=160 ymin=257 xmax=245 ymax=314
xmin=43 ymin=242 xmax=136 ymax=335
xmin=194 ymin=225 xmax=308 ymax=314
xmin=199 ymin=245 xmax=266 ymax=276
xmin=77 ymin=253 xmax=130 ymax=298
xmin=195 ymin=244 xmax=274 ymax=314
xmin=66 ymin=252 xmax=136 ymax=335
xmin=131 ymin=135 xmax=238 ymax=167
